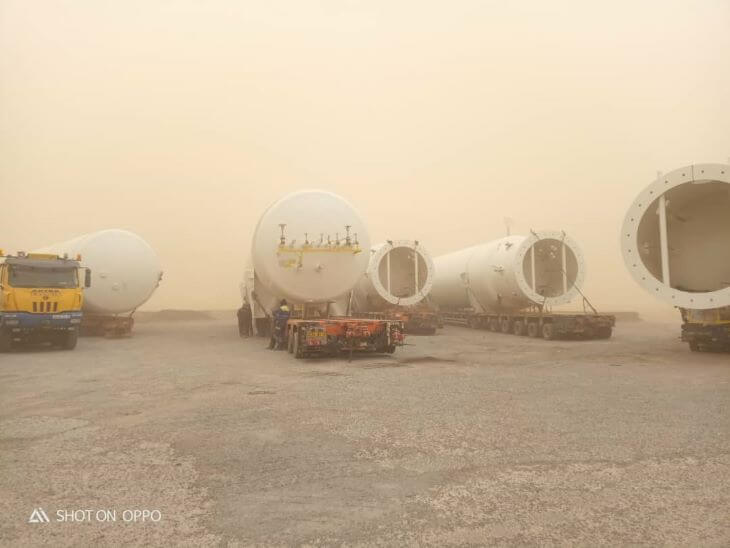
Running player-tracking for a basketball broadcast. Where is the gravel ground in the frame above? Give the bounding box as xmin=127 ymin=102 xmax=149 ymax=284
xmin=1 ymin=317 xmax=728 ymax=546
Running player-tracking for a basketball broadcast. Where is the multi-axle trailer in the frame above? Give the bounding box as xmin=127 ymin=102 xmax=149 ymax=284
xmin=439 ymin=308 xmax=615 ymax=340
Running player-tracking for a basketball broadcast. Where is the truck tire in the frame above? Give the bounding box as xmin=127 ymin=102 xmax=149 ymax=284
xmin=287 ymin=329 xmax=294 ymax=353
xmin=500 ymin=318 xmax=511 ymax=334
xmin=527 ymin=322 xmax=539 ymax=338
xmin=0 ymin=329 xmax=12 ymax=352
xmin=542 ymin=323 xmax=555 ymax=340
xmin=488 ymin=318 xmax=499 ymax=332
xmin=689 ymin=340 xmax=701 ymax=352
xmin=62 ymin=329 xmax=78 ymax=350
xmin=293 ymin=332 xmax=304 ymax=359
xmin=596 ymin=326 xmax=612 ymax=339
xmin=512 ymin=321 xmax=525 ymax=336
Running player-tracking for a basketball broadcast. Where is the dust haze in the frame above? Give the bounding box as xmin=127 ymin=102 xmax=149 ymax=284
xmin=2 ymin=0 xmax=729 ymax=319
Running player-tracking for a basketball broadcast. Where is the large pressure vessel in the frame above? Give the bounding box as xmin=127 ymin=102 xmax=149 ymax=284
xmin=431 ymin=231 xmax=586 ymax=312
xmin=351 ymin=240 xmax=435 ymax=311
xmin=249 ymin=190 xmax=370 ymax=306
xmin=621 ymin=163 xmax=730 ymax=310
xmin=38 ymin=229 xmax=163 ymax=314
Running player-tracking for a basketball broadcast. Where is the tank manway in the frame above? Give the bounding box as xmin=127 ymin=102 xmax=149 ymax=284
xmin=352 ymin=240 xmax=435 ymax=310
xmin=621 ymin=163 xmax=730 ymax=310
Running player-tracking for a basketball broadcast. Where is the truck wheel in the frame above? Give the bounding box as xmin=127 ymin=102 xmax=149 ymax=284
xmin=293 ymin=332 xmax=304 ymax=359
xmin=488 ymin=318 xmax=499 ymax=332
xmin=689 ymin=341 xmax=701 ymax=352
xmin=0 ymin=329 xmax=12 ymax=352
xmin=500 ymin=319 xmax=511 ymax=334
xmin=542 ymin=323 xmax=555 ymax=340
xmin=62 ymin=329 xmax=78 ymax=350
xmin=287 ymin=330 xmax=294 ymax=353
xmin=596 ymin=327 xmax=612 ymax=339
xmin=527 ymin=322 xmax=539 ymax=338
xmin=512 ymin=321 xmax=525 ymax=336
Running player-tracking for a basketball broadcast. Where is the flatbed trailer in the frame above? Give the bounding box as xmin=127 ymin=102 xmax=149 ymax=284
xmin=284 ymin=316 xmax=405 ymax=359
xmin=354 ymin=307 xmax=439 ymax=335
xmin=440 ymin=309 xmax=615 ymax=340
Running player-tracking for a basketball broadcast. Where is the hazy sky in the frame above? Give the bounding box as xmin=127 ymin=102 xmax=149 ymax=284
xmin=2 ymin=0 xmax=729 ymax=318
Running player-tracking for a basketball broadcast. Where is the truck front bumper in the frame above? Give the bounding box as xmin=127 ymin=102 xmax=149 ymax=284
xmin=1 ymin=311 xmax=83 ymax=331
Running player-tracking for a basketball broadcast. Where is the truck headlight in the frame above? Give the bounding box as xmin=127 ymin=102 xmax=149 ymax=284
xmin=70 ymin=318 xmax=81 ymax=324
xmin=4 ymin=319 xmax=19 ymax=326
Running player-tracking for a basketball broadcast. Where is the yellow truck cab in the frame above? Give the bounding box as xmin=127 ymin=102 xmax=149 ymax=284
xmin=679 ymin=306 xmax=730 ymax=352
xmin=0 ymin=250 xmax=91 ymax=351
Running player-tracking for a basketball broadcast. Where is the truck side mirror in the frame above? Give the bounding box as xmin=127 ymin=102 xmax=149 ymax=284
xmin=85 ymin=268 xmax=92 ymax=288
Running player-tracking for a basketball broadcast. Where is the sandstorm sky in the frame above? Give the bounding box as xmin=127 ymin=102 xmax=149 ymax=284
xmin=1 ymin=0 xmax=728 ymax=318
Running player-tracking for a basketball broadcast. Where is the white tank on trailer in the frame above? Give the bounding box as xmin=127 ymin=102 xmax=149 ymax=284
xmin=38 ymin=229 xmax=162 ymax=314
xmin=621 ymin=163 xmax=730 ymax=310
xmin=350 ymin=240 xmax=435 ymax=311
xmin=248 ymin=190 xmax=370 ymax=308
xmin=430 ymin=231 xmax=586 ymax=312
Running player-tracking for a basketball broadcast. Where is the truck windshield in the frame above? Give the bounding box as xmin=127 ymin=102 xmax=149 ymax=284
xmin=8 ymin=265 xmax=78 ymax=288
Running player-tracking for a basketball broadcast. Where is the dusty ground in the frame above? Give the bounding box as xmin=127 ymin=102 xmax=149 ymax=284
xmin=1 ymin=317 xmax=728 ymax=546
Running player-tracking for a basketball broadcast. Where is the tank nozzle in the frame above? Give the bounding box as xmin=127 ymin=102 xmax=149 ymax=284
xmin=345 ymin=225 xmax=352 ymax=246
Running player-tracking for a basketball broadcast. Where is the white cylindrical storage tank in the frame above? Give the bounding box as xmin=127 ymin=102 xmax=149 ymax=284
xmin=621 ymin=163 xmax=730 ymax=310
xmin=431 ymin=231 xmax=586 ymax=312
xmin=352 ymin=240 xmax=435 ymax=311
xmin=250 ymin=190 xmax=370 ymax=305
xmin=38 ymin=229 xmax=163 ymax=314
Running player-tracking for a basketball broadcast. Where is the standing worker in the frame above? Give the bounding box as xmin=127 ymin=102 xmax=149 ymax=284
xmin=237 ymin=303 xmax=252 ymax=337
xmin=269 ymin=299 xmax=290 ymax=349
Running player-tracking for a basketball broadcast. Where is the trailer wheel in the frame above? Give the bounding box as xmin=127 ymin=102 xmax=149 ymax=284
xmin=500 ymin=318 xmax=511 ymax=334
xmin=62 ymin=329 xmax=78 ymax=350
xmin=512 ymin=321 xmax=525 ymax=336
xmin=287 ymin=329 xmax=294 ymax=353
xmin=542 ymin=323 xmax=555 ymax=340
xmin=0 ymin=329 xmax=12 ymax=352
xmin=527 ymin=322 xmax=539 ymax=338
xmin=293 ymin=331 xmax=304 ymax=359
xmin=688 ymin=341 xmax=701 ymax=352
